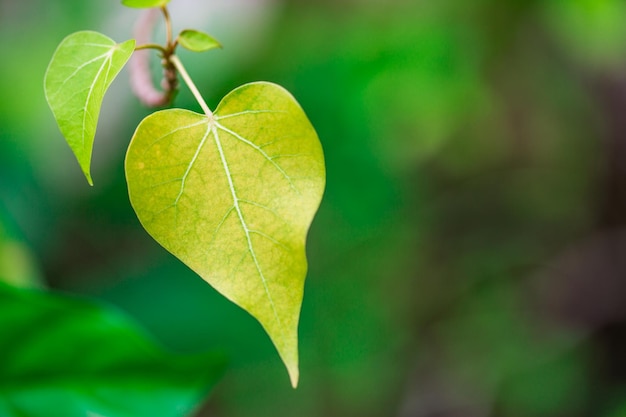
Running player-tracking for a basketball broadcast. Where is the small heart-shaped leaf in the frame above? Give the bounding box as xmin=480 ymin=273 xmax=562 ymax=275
xmin=178 ymin=29 xmax=222 ymax=53
xmin=125 ymin=82 xmax=325 ymax=387
xmin=44 ymin=31 xmax=135 ymax=185
xmin=122 ymin=0 xmax=170 ymax=8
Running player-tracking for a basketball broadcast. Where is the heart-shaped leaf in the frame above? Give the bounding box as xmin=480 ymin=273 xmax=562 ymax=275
xmin=178 ymin=29 xmax=222 ymax=53
xmin=125 ymin=82 xmax=325 ymax=387
xmin=0 ymin=282 xmax=225 ymax=417
xmin=122 ymin=0 xmax=170 ymax=8
xmin=44 ymin=31 xmax=135 ymax=185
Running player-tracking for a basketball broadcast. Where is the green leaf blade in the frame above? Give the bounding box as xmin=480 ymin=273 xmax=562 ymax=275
xmin=178 ymin=29 xmax=222 ymax=53
xmin=125 ymin=82 xmax=325 ymax=387
xmin=121 ymin=0 xmax=170 ymax=8
xmin=0 ymin=283 xmax=225 ymax=417
xmin=44 ymin=31 xmax=135 ymax=185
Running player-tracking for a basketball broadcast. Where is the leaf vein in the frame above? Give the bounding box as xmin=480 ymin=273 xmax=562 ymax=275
xmin=47 ymin=52 xmax=112 ymax=102
xmin=142 ymin=120 xmax=207 ymax=157
xmin=215 ymin=122 xmax=299 ymax=194
xmin=239 ymin=199 xmax=288 ymax=226
xmin=249 ymin=230 xmax=289 ymax=252
xmin=80 ymin=52 xmax=114 ymax=148
xmin=173 ymin=124 xmax=211 ymax=207
xmin=215 ymin=109 xmax=287 ymax=121
xmin=209 ymin=206 xmax=236 ymax=246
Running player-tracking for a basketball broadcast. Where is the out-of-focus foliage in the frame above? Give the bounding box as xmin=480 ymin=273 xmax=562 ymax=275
xmin=0 ymin=208 xmax=43 ymax=289
xmin=1 ymin=0 xmax=626 ymax=416
xmin=0 ymin=282 xmax=225 ymax=417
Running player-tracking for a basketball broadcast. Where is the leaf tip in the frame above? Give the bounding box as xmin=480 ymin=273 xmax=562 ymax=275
xmin=84 ymin=172 xmax=94 ymax=186
xmin=279 ymin=340 xmax=299 ymax=388
xmin=269 ymin=324 xmax=300 ymax=388
xmin=288 ymin=366 xmax=300 ymax=389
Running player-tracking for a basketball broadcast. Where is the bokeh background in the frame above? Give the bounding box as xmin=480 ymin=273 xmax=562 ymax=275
xmin=2 ymin=0 xmax=626 ymax=416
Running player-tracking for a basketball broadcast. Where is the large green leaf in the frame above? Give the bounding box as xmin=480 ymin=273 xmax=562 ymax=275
xmin=125 ymin=82 xmax=325 ymax=387
xmin=0 ymin=282 xmax=225 ymax=417
xmin=44 ymin=31 xmax=135 ymax=185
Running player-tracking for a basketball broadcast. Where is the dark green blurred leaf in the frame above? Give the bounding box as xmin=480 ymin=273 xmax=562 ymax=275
xmin=498 ymin=346 xmax=587 ymax=416
xmin=606 ymin=395 xmax=626 ymax=417
xmin=0 ymin=283 xmax=225 ymax=417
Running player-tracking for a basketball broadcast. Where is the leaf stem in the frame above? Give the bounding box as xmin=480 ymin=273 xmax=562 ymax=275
xmin=169 ymin=54 xmax=213 ymax=118
xmin=161 ymin=5 xmax=173 ymax=48
xmin=134 ymin=43 xmax=167 ymax=53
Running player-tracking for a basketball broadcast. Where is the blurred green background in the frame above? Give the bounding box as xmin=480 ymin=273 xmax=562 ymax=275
xmin=2 ymin=0 xmax=626 ymax=416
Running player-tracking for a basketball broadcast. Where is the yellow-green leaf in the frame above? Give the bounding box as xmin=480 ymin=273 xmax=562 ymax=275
xmin=121 ymin=0 xmax=170 ymax=8
xmin=44 ymin=31 xmax=135 ymax=185
xmin=125 ymin=82 xmax=325 ymax=387
xmin=178 ymin=29 xmax=222 ymax=53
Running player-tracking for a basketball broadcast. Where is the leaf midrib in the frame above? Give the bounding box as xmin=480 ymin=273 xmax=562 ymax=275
xmin=210 ymin=122 xmax=282 ymax=327
xmin=82 ymin=49 xmax=117 ymax=149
